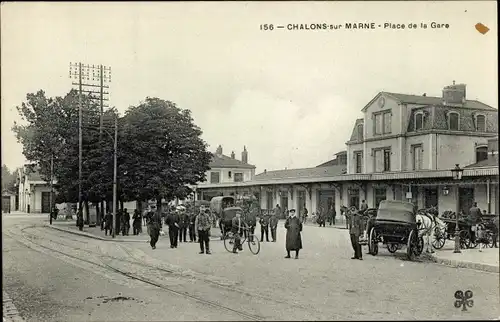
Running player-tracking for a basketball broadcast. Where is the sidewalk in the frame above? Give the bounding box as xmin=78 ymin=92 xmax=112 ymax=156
xmin=431 ymin=244 xmax=499 ymax=273
xmin=47 ymin=221 xmax=224 ymax=243
xmin=302 ymin=220 xmax=349 ymax=230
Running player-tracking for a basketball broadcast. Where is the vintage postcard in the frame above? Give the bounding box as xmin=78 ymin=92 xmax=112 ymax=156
xmin=1 ymin=1 xmax=498 ymax=321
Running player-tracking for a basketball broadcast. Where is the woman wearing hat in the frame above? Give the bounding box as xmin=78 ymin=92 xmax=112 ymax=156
xmin=285 ymin=209 xmax=303 ymax=259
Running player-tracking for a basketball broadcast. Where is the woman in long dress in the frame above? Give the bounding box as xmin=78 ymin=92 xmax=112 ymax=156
xmin=285 ymin=209 xmax=303 ymax=259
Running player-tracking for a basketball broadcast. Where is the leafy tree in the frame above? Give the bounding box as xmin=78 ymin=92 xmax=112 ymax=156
xmin=119 ymin=97 xmax=212 ymax=213
xmin=12 ymin=90 xmax=104 ymax=213
xmin=1 ymin=165 xmax=17 ymax=192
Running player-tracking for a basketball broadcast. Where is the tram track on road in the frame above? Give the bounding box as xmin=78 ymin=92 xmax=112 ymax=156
xmin=4 ymin=226 xmax=266 ymax=321
xmin=15 ymin=225 xmax=322 ymax=315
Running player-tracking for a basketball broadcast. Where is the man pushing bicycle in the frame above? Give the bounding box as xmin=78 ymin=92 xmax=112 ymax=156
xmin=231 ymin=209 xmax=248 ymax=254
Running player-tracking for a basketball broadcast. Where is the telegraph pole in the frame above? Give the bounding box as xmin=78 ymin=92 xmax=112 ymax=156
xmin=49 ymin=153 xmax=54 ymax=225
xmin=112 ymin=116 xmax=118 ymax=238
xmin=69 ymin=62 xmax=111 ymax=226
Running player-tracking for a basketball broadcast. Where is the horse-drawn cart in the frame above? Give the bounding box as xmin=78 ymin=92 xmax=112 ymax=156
xmin=368 ymin=200 xmax=424 ymax=260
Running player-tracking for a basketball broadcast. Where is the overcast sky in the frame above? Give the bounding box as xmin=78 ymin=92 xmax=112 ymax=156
xmin=1 ymin=1 xmax=497 ymax=174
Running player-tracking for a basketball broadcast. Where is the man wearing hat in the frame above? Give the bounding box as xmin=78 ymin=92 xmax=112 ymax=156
xmin=348 ymin=208 xmax=363 ymax=260
xmin=285 ymin=209 xmax=302 ymax=259
xmin=195 ymin=208 xmax=212 ymax=254
xmin=178 ymin=206 xmax=189 ymax=243
xmin=231 ymin=209 xmax=247 ymax=253
xmin=166 ymin=206 xmax=181 ymax=248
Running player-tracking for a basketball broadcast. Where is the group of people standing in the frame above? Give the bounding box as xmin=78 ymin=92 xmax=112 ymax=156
xmin=144 ymin=205 xmax=213 ymax=254
xmin=100 ymin=208 xmax=140 ymax=236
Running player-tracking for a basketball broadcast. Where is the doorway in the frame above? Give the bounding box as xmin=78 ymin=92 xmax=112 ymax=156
xmin=459 ymin=187 xmax=474 ymax=214
xmin=266 ymin=191 xmax=273 ymax=211
xmin=41 ymin=192 xmax=53 ymax=213
xmin=424 ymin=188 xmax=438 ymax=210
xmin=280 ymin=195 xmax=288 ymax=211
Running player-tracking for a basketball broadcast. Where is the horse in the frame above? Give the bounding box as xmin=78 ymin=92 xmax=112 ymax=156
xmin=416 ymin=210 xmax=448 ymax=253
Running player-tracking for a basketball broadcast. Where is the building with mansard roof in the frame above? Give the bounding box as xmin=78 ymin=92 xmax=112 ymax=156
xmin=194 ymin=82 xmax=499 ymax=216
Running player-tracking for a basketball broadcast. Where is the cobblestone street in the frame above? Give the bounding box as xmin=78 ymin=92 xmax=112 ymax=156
xmin=3 ymin=214 xmax=499 ymax=321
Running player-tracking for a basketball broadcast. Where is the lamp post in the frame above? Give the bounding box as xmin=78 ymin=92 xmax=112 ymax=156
xmin=451 ymin=164 xmax=464 ymax=253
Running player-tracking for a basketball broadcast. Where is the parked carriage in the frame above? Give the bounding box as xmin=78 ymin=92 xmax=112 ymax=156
xmin=368 ymin=200 xmax=424 ymax=260
xmin=441 ymin=213 xmax=499 ymax=249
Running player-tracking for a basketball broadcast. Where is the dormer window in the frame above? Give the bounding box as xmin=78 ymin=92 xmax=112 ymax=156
xmin=357 ymin=124 xmax=364 ymax=141
xmin=415 ymin=112 xmax=425 ymax=131
xmin=474 ymin=114 xmax=486 ymax=132
xmin=447 ymin=111 xmax=460 ymax=131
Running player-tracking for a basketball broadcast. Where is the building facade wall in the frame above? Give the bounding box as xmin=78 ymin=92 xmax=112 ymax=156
xmin=203 ymin=167 xmax=254 ymax=184
xmin=436 ymin=134 xmax=491 ymax=169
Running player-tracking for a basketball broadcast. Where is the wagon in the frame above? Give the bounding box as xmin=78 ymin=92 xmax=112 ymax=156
xmin=368 ymin=200 xmax=424 ymax=260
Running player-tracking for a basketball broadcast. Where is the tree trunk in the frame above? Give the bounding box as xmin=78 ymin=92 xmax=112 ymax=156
xmin=95 ymin=202 xmax=100 ymax=225
xmin=137 ymin=200 xmax=143 ymax=214
xmin=100 ymin=200 xmax=105 ymax=219
xmin=120 ymin=200 xmax=124 ymax=212
xmin=84 ymin=199 xmax=90 ymax=225
xmin=156 ymin=197 xmax=162 ymax=217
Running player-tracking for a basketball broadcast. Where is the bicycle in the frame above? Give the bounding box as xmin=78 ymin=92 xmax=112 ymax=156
xmin=223 ymin=227 xmax=260 ymax=255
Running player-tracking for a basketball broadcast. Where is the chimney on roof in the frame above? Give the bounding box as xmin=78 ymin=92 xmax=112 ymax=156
xmin=264 ymin=169 xmax=267 ymax=174
xmin=422 ymin=93 xmax=427 ymax=97
xmin=231 ymin=151 xmax=235 ymax=159
xmin=216 ymin=145 xmax=223 ymax=155
xmin=442 ymin=82 xmax=466 ymax=105
xmin=241 ymin=146 xmax=248 ymax=164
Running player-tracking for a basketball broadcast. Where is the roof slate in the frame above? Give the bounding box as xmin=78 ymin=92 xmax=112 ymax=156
xmin=384 ymin=92 xmax=496 ymax=110
xmin=255 ymin=165 xmax=347 ymax=181
xmin=209 ymin=153 xmax=256 ymax=169
xmin=348 ymin=118 xmax=364 ymax=142
xmin=465 ymin=155 xmax=499 ymax=168
xmin=406 ymin=105 xmax=498 ymax=133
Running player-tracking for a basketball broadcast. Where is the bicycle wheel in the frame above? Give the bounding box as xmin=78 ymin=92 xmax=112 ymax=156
xmin=247 ymin=234 xmax=260 ymax=255
xmin=224 ymin=233 xmax=235 ymax=253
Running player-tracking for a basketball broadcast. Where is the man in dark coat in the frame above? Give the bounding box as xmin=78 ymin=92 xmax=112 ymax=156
xmin=231 ymin=209 xmax=247 ymax=253
xmin=132 ymin=209 xmax=142 ymax=235
xmin=166 ymin=207 xmax=180 ymax=248
xmin=178 ymin=207 xmax=189 ymax=243
xmin=317 ymin=206 xmax=326 ymax=227
xmin=348 ymin=209 xmax=363 ymax=260
xmin=121 ymin=208 xmax=130 ymax=236
xmin=245 ymin=209 xmax=257 ymax=242
xmin=104 ymin=211 xmax=113 ymax=236
xmin=270 ymin=210 xmax=279 ymax=242
xmin=285 ymin=209 xmax=302 ymax=259
xmin=260 ymin=212 xmax=270 ymax=242
xmin=188 ymin=207 xmax=198 ymax=242
xmin=76 ymin=209 xmax=84 ymax=231
xmin=148 ymin=210 xmax=162 ymax=249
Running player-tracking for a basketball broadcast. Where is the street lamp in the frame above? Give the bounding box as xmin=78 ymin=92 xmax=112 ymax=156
xmin=451 ymin=164 xmax=464 ymax=253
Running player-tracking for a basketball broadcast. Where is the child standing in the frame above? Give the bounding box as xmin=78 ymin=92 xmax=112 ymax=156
xmin=476 ymin=224 xmax=486 ymax=252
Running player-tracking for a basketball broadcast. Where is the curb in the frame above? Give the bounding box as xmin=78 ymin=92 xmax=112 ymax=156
xmin=46 ymin=225 xmax=148 ymax=243
xmin=46 ymin=224 xmax=221 ymax=243
xmin=3 ymin=291 xmax=25 ymax=322
xmin=431 ymin=255 xmax=499 ymax=273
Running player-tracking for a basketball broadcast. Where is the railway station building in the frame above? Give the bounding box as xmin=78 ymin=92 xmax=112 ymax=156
xmin=194 ymin=82 xmax=499 ymax=216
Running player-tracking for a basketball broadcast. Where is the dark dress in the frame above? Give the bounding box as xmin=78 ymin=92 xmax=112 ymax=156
xmin=285 ymin=216 xmax=303 ymax=251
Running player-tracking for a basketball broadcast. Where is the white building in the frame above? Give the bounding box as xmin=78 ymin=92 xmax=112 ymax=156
xmin=17 ymin=166 xmax=55 ymax=213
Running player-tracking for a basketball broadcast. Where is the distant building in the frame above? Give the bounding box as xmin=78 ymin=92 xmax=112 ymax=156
xmin=195 ymin=145 xmax=257 ymax=201
xmin=17 ymin=166 xmax=55 ymax=213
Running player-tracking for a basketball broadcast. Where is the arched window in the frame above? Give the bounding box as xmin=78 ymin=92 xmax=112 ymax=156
xmin=447 ymin=112 xmax=460 ymax=131
xmin=357 ymin=124 xmax=364 ymax=141
xmin=415 ymin=112 xmax=424 ymax=131
xmin=476 ymin=146 xmax=488 ymax=162
xmin=474 ymin=114 xmax=486 ymax=132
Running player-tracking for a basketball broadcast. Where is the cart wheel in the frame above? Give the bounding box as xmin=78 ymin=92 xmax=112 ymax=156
xmin=223 ymin=233 xmax=235 ymax=253
xmin=459 ymin=230 xmax=470 ymax=249
xmin=406 ymin=230 xmax=417 ymax=260
xmin=432 ymin=229 xmax=446 ymax=250
xmin=247 ymin=234 xmax=260 ymax=255
xmin=387 ymin=243 xmax=398 ymax=253
xmin=416 ymin=236 xmax=424 ymax=256
xmin=368 ymin=227 xmax=378 ymax=256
